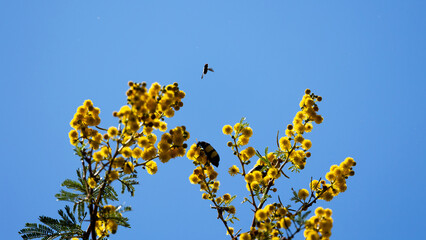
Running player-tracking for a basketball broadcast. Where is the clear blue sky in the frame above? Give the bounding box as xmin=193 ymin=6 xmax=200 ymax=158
xmin=1 ymin=1 xmax=425 ymax=239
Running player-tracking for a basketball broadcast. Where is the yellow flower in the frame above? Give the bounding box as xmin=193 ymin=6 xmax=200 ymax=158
xmin=285 ymin=128 xmax=294 ymax=137
xmin=69 ymin=130 xmax=78 ymax=139
xmin=159 ymin=151 xmax=171 ymax=163
xmin=103 ymin=205 xmax=115 ymax=214
xmin=93 ymin=151 xmax=104 ymax=162
xmin=223 ymin=193 xmax=231 ymax=201
xmin=233 ymin=123 xmax=242 ymax=132
xmin=159 ymin=121 xmax=167 ymax=132
xmin=245 ymin=173 xmax=255 ymax=183
xmin=142 ymin=146 xmax=158 ymax=160
xmin=240 ymin=233 xmax=251 ymax=240
xmin=279 ymin=217 xmax=292 ymax=229
xmin=189 ymin=173 xmax=200 ymax=184
xmin=267 ymin=168 xmax=280 ymax=179
xmin=148 ymin=134 xmax=157 ymax=144
xmin=277 ymin=207 xmax=287 ymax=216
xmin=265 ymin=204 xmax=275 ymax=214
xmin=314 ymin=115 xmax=323 ymax=124
xmin=279 ymin=137 xmax=291 ymax=150
xmin=250 ymin=181 xmax=259 ymax=190
xmin=164 ymin=108 xmax=175 ymax=118
xmin=108 ymin=171 xmax=119 ymax=181
xmin=202 ymin=193 xmax=209 ymax=199
xmin=145 ymin=161 xmax=158 ymax=175
xmin=243 ymin=147 xmax=256 ymax=159
xmin=112 ymin=157 xmax=125 ymax=168
xmin=137 ymin=136 xmax=150 ymax=148
xmin=298 ymin=188 xmax=310 ymax=200
xmin=294 ymin=123 xmax=305 ymax=134
xmin=253 ymin=171 xmax=262 ymax=182
xmin=213 ymin=181 xmax=220 ymax=189
xmin=106 ymin=219 xmax=118 ymax=234
xmin=121 ymin=147 xmax=132 ymax=158
xmin=305 ymin=123 xmax=313 ymax=132
xmin=95 ymin=220 xmax=106 ymax=237
xmin=228 ymin=165 xmax=240 ymax=176
xmin=324 ymin=208 xmax=332 ymax=217
xmin=242 ymin=127 xmax=253 ymax=138
xmin=88 ymin=177 xmax=97 ymax=188
xmin=222 ymin=125 xmax=233 ymax=135
xmin=123 ymin=162 xmax=134 ymax=174
xmin=83 ymin=99 xmax=93 ymax=108
xmin=255 ymin=209 xmax=268 ymax=221
xmin=227 ymin=205 xmax=236 ymax=214
xmin=305 ymin=231 xmax=320 ymax=240
xmin=302 ymin=139 xmax=312 ymax=150
xmin=305 ymin=97 xmax=315 ymax=108
xmin=132 ymin=147 xmax=143 ymax=158
xmin=294 ymin=134 xmax=304 ymax=143
xmin=237 ymin=136 xmax=250 ymax=145
xmin=107 ymin=126 xmax=118 ymax=137
xmin=325 ymin=172 xmax=336 ymax=182
xmin=226 ymin=227 xmax=234 ymax=235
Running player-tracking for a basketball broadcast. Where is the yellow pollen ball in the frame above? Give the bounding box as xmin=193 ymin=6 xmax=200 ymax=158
xmin=302 ymin=139 xmax=312 ymax=150
xmin=146 ymin=161 xmax=158 ymax=175
xmin=222 ymin=125 xmax=233 ymax=135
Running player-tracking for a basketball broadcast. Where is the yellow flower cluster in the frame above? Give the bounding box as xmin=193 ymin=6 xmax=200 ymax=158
xmin=69 ymin=82 xmax=189 ymax=179
xmin=187 ymin=144 xmax=238 ymax=219
xmin=115 ymin=82 xmax=185 ymax=136
xmin=304 ymin=207 xmax=333 ymax=240
xmin=157 ymin=126 xmax=189 ymax=163
xmin=242 ymin=204 xmax=291 ymax=239
xmin=66 ymin=82 xmax=189 ymax=237
xmin=95 ymin=205 xmax=119 ymax=237
xmin=69 ymin=99 xmax=103 ymax=148
xmin=243 ymin=152 xmax=282 ymax=193
xmin=278 ymin=89 xmax=323 ymax=170
xmin=310 ymin=157 xmax=356 ymax=201
xmin=223 ymin=122 xmax=254 ymax=150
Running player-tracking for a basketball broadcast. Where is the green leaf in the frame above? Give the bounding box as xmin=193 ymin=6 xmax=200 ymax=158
xmin=19 ymin=206 xmax=83 ymax=240
xmin=55 ymin=190 xmax=85 ymax=203
xmin=61 ymin=179 xmax=86 ymax=193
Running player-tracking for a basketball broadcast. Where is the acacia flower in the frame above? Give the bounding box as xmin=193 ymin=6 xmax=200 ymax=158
xmin=302 ymin=139 xmax=312 ymax=150
xmin=228 ymin=165 xmax=240 ymax=176
xmin=93 ymin=152 xmax=104 ymax=162
xmin=227 ymin=205 xmax=236 ymax=214
xmin=298 ymin=188 xmax=310 ymax=200
xmin=108 ymin=171 xmax=119 ymax=182
xmin=279 ymin=217 xmax=292 ymax=229
xmin=121 ymin=147 xmax=132 ymax=158
xmin=222 ymin=125 xmax=233 ymax=135
xmin=240 ymin=233 xmax=251 ymax=240
xmin=255 ymin=209 xmax=268 ymax=221
xmin=189 ymin=174 xmax=200 ymax=184
xmin=123 ymin=162 xmax=134 ymax=174
xmin=132 ymin=147 xmax=143 ymax=158
xmin=88 ymin=177 xmax=96 ymax=188
xmin=145 ymin=161 xmax=158 ymax=175
xmin=242 ymin=127 xmax=253 ymax=138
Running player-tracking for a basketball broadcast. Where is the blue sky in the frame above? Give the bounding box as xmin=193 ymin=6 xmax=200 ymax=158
xmin=1 ymin=1 xmax=425 ymax=239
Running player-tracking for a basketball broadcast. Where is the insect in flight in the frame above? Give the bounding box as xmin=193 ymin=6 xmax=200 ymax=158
xmin=197 ymin=141 xmax=220 ymax=167
xmin=201 ymin=63 xmax=214 ymax=79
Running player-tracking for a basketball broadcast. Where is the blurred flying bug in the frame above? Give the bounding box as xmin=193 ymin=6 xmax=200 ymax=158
xmin=201 ymin=63 xmax=214 ymax=79
xmin=197 ymin=141 xmax=220 ymax=167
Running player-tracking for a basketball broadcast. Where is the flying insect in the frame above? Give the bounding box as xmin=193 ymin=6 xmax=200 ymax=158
xmin=197 ymin=141 xmax=220 ymax=167
xmin=201 ymin=64 xmax=214 ymax=79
